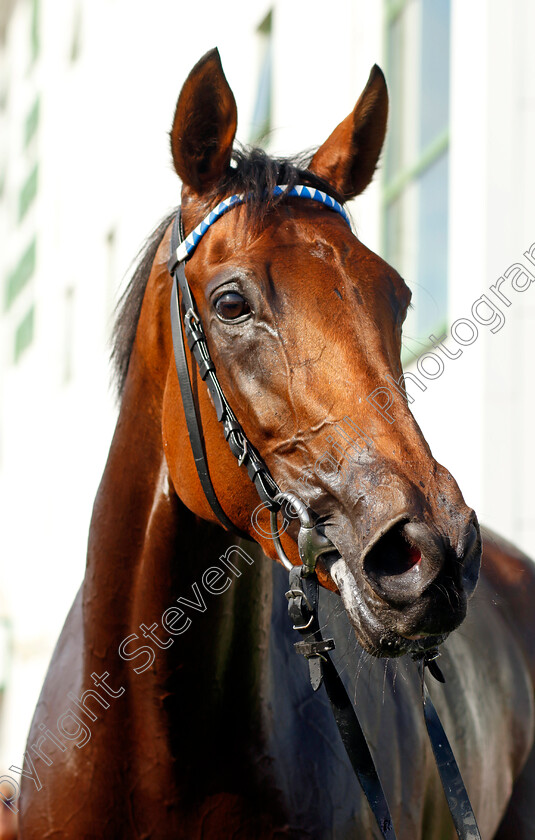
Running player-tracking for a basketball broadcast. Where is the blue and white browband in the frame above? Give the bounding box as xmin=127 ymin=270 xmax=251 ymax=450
xmin=175 ymin=184 xmax=351 ymax=263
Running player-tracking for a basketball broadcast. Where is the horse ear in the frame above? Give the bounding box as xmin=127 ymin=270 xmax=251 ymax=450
xmin=310 ymin=65 xmax=388 ymax=199
xmin=170 ymin=48 xmax=237 ymax=193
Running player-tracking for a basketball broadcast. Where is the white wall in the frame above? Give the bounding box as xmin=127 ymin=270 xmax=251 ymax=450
xmin=269 ymin=0 xmax=384 ymax=250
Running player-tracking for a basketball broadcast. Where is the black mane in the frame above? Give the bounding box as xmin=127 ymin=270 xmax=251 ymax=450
xmin=110 ymin=145 xmax=344 ymax=399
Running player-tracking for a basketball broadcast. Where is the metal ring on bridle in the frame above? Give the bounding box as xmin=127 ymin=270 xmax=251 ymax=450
xmin=269 ymin=492 xmax=308 ymax=572
xmin=269 ymin=491 xmax=335 ymax=575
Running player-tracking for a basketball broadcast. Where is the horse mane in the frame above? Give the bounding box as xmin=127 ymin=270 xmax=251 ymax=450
xmin=110 ymin=209 xmax=177 ymax=398
xmin=110 ymin=145 xmax=345 ymax=399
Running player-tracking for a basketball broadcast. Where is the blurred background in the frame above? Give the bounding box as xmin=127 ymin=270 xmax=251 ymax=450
xmin=0 ymin=0 xmax=534 ymax=772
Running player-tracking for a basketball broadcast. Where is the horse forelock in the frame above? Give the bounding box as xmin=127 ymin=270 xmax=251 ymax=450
xmin=110 ymin=145 xmax=347 ymax=400
xmin=203 ymin=145 xmax=346 ymax=228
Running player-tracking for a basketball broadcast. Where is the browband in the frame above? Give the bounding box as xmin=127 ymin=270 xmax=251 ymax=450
xmin=171 ymin=184 xmax=351 ymax=265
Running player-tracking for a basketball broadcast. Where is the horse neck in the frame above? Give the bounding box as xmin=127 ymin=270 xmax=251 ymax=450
xmin=81 ymin=343 xmax=273 ymax=735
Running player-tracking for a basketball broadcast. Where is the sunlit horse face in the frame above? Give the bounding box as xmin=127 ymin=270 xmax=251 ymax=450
xmin=163 ymin=49 xmax=481 ymax=658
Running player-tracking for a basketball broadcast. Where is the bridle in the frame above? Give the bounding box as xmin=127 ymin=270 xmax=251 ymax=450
xmin=167 ymin=185 xmax=481 ymax=840
xmin=167 ymin=185 xmax=346 ymax=569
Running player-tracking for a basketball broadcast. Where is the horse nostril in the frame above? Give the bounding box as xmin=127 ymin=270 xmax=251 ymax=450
xmin=362 ymin=520 xmax=444 ymax=605
xmin=366 ymin=521 xmax=421 ymax=575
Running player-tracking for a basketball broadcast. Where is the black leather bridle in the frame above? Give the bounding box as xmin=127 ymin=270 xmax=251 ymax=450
xmin=167 ymin=197 xmax=481 ymax=840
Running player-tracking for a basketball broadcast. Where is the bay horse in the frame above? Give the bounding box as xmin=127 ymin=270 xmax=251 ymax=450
xmin=11 ymin=48 xmax=535 ymax=839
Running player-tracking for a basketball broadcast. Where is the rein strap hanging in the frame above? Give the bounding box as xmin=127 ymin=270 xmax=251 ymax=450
xmin=287 ymin=566 xmax=397 ymax=840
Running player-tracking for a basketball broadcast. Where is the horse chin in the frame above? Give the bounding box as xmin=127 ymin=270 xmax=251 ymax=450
xmin=328 ymin=554 xmax=458 ymax=659
xmin=371 ymin=630 xmax=451 ymax=659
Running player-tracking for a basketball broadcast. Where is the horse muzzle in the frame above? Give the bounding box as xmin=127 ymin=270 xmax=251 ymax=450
xmin=323 ymin=510 xmax=481 ymax=657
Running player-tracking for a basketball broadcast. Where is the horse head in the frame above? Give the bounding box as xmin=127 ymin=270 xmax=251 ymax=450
xmin=161 ymin=48 xmax=481 ymax=658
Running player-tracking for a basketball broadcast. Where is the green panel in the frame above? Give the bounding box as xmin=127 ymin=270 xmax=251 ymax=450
xmin=31 ymin=0 xmax=39 ymax=62
xmin=24 ymin=97 xmax=40 ymax=147
xmin=385 ymin=0 xmax=410 ymax=26
xmin=258 ymin=8 xmax=272 ymax=34
xmin=419 ymin=0 xmax=450 ymax=151
xmin=402 ymin=319 xmax=447 ymax=368
xmin=4 ymin=238 xmax=37 ymax=311
xmin=384 ymin=10 xmax=404 ymax=181
xmin=70 ymin=5 xmax=82 ymax=62
xmin=382 ymin=129 xmax=449 ymax=207
xmin=18 ymin=164 xmax=38 ymax=221
xmin=249 ymin=9 xmax=273 ymax=145
xmin=14 ymin=305 xmax=35 ymax=362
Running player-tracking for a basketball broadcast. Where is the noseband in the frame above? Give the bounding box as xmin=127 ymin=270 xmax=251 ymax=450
xmin=167 ymin=186 xmax=481 ymax=840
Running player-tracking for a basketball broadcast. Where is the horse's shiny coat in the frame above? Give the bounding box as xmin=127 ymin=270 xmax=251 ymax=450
xmin=17 ymin=49 xmax=535 ymax=839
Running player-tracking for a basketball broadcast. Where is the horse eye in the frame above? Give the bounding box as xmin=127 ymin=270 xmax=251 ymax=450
xmin=214 ymin=291 xmax=251 ymax=321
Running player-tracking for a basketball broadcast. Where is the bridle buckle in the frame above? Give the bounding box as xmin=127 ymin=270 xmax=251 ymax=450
xmin=237 ymin=439 xmax=248 ymax=467
xmin=184 ymin=306 xmax=200 ymax=329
